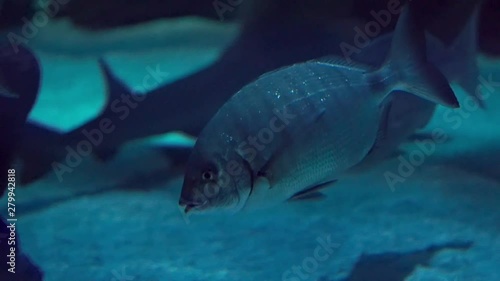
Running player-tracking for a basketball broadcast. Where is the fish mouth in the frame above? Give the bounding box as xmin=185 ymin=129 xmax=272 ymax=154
xmin=179 ymin=199 xmax=208 ymax=214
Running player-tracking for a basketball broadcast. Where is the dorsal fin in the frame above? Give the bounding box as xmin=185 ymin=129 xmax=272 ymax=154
xmin=315 ymin=55 xmax=374 ymax=71
xmin=288 ymin=180 xmax=337 ymax=201
xmin=98 ymin=58 xmax=133 ymax=105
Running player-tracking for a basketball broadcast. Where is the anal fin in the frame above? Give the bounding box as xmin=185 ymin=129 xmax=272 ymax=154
xmin=288 ymin=179 xmax=337 ymax=201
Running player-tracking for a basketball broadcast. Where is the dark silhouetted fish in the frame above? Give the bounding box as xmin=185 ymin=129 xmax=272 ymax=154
xmin=52 ymin=0 xmax=240 ymax=29
xmin=0 ymin=43 xmax=40 ymax=195
xmin=0 ymin=43 xmax=43 ymax=281
xmin=91 ymin=0 xmax=482 ymax=158
xmin=0 ymin=0 xmax=34 ymax=30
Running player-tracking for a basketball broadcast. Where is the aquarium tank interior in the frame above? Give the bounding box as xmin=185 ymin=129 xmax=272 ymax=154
xmin=0 ymin=0 xmax=499 ymax=280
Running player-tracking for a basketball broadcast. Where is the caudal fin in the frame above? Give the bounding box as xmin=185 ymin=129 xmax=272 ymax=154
xmin=446 ymin=1 xmax=482 ymax=107
xmin=380 ymin=3 xmax=459 ymax=108
xmin=425 ymin=1 xmax=483 ymax=108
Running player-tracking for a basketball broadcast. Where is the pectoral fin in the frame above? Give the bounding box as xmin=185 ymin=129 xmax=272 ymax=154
xmin=0 ymin=86 xmax=19 ymax=98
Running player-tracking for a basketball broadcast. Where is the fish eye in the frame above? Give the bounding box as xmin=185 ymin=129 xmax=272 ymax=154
xmin=202 ymin=170 xmax=215 ymax=181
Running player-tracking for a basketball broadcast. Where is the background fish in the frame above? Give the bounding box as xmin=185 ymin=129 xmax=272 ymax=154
xmin=179 ymin=4 xmax=459 ymax=213
xmin=0 ymin=1 xmax=497 ymax=280
xmin=0 ymin=43 xmax=43 ymax=281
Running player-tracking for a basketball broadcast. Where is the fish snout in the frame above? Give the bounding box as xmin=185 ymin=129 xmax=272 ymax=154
xmin=179 ymin=197 xmax=206 ymax=213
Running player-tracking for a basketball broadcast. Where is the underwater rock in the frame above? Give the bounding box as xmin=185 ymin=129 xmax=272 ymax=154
xmin=340 ymin=241 xmax=473 ymax=281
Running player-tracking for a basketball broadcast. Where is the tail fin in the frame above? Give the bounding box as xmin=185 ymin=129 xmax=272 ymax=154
xmin=425 ymin=1 xmax=483 ymax=108
xmin=0 ymin=44 xmax=41 ymax=191
xmin=379 ymin=3 xmax=459 ymax=108
xmin=18 ymin=121 xmax=66 ymax=185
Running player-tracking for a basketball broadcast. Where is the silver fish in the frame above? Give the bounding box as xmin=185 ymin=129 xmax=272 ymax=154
xmin=179 ymin=4 xmax=459 ymax=214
